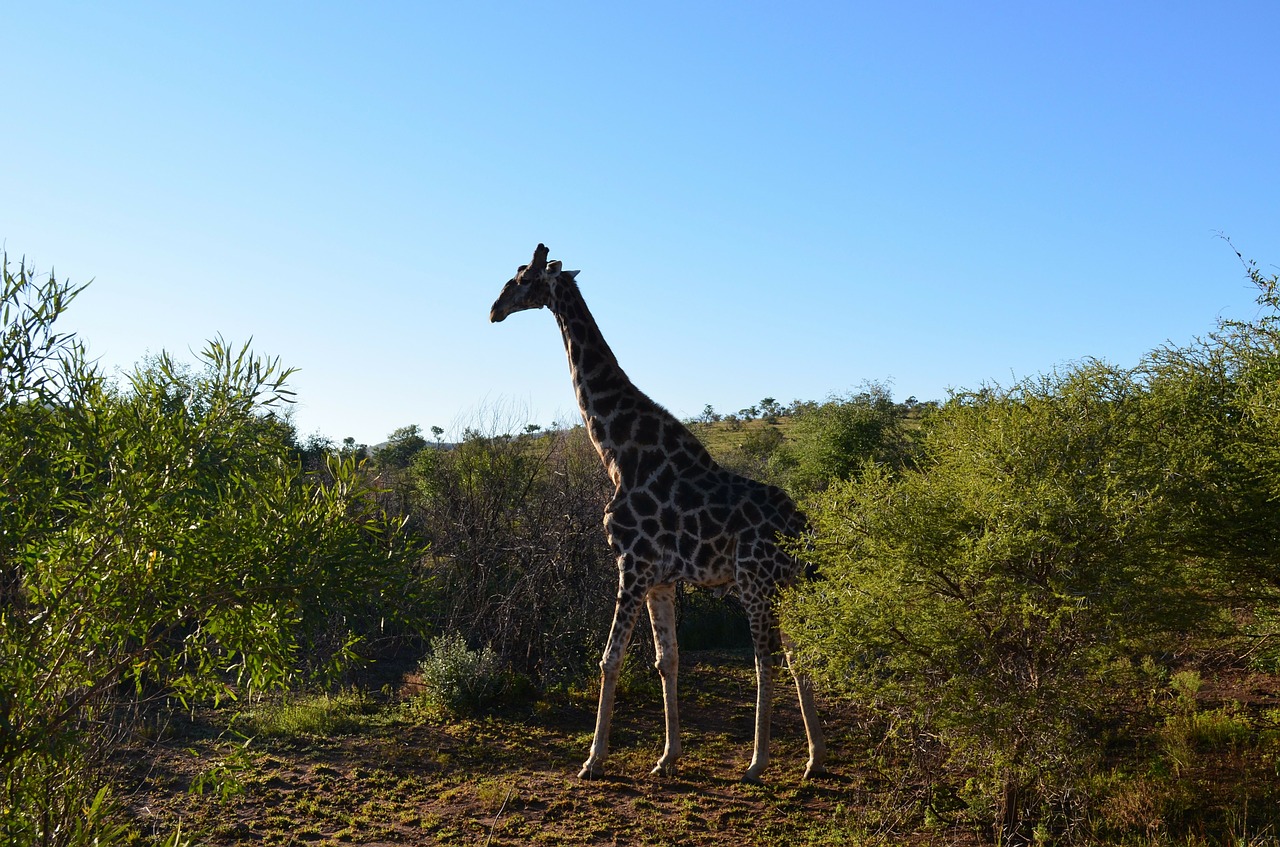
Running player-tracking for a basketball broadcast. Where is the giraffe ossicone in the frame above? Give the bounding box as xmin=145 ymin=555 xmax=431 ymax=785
xmin=489 ymin=243 xmax=827 ymax=783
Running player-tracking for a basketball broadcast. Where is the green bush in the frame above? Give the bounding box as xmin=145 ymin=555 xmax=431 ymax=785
xmin=784 ymin=366 xmax=1190 ymax=839
xmin=781 ymin=261 xmax=1280 ymax=842
xmin=774 ymin=383 xmax=914 ymax=493
xmin=400 ymin=423 xmax=620 ymax=687
xmin=415 ymin=632 xmax=508 ymax=717
xmin=0 ymin=256 xmax=423 ymax=846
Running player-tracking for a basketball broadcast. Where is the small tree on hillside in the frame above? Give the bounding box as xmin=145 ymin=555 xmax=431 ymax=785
xmin=759 ymin=397 xmax=783 ymax=423
xmin=776 ymin=383 xmax=911 ymax=493
xmin=377 ymin=424 xmax=428 ymax=470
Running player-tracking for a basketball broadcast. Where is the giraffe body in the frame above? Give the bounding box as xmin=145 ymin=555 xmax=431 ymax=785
xmin=490 ymin=244 xmax=826 ymax=782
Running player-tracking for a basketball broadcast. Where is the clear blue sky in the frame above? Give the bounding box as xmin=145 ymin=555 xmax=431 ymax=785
xmin=4 ymin=2 xmax=1278 ymax=445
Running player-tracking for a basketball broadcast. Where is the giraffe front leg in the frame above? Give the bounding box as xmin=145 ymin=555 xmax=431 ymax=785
xmin=579 ymin=568 xmax=643 ymax=779
xmin=742 ymin=651 xmax=777 ymax=783
xmin=646 ymin=583 xmax=681 ymax=777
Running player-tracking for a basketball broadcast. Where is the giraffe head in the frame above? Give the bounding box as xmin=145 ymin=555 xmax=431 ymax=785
xmin=490 ymin=243 xmax=579 ymax=323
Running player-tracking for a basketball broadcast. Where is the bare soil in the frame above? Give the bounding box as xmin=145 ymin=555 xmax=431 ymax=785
xmin=111 ymin=651 xmax=975 ymax=846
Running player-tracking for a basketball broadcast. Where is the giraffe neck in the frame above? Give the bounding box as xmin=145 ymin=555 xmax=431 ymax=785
xmin=549 ymin=277 xmax=636 ymax=438
xmin=547 ymin=277 xmax=710 ymax=482
xmin=549 ymin=278 xmax=618 ymax=387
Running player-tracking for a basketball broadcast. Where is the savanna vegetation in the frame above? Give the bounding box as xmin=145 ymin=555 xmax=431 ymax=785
xmin=2 ymin=248 xmax=1279 ymax=845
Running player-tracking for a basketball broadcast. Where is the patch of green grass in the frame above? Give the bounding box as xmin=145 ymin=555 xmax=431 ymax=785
xmin=475 ymin=778 xmax=517 ymax=812
xmin=239 ymin=690 xmax=376 ymax=739
xmin=615 ymin=653 xmax=664 ymax=700
xmin=689 ymin=416 xmax=798 ymax=458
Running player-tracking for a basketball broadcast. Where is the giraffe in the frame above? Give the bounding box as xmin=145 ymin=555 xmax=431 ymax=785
xmin=489 ymin=243 xmax=826 ymax=783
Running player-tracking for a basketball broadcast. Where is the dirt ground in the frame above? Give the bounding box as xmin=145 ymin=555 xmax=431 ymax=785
xmin=111 ymin=651 xmax=973 ymax=846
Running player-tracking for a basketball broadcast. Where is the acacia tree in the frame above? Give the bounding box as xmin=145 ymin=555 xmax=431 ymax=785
xmin=1146 ymin=258 xmax=1280 ymax=590
xmin=781 ymin=265 xmax=1280 ymax=841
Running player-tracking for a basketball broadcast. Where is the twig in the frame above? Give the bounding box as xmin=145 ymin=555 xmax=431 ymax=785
xmin=484 ymin=785 xmax=515 ymax=847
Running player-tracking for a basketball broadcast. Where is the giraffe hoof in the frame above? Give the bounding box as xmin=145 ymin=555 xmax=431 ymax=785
xmin=803 ymin=764 xmax=830 ymax=780
xmin=740 ymin=758 xmax=769 ymax=784
xmin=650 ymin=761 xmax=677 ymax=778
xmin=578 ymin=762 xmax=605 ymax=780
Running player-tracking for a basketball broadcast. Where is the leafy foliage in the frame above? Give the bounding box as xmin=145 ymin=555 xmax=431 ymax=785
xmin=782 ymin=263 xmax=1280 ymax=841
xmin=413 ymin=631 xmax=508 ymax=717
xmin=394 ymin=422 xmax=621 ymax=686
xmin=374 ymin=423 xmax=429 ymax=470
xmin=776 ymin=382 xmax=916 ymax=492
xmin=0 ymin=256 xmax=423 ymax=846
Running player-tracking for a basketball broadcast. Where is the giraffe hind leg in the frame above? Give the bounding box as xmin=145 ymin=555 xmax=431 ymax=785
xmin=646 ymin=583 xmax=681 ymax=776
xmin=782 ymin=631 xmax=828 ymax=778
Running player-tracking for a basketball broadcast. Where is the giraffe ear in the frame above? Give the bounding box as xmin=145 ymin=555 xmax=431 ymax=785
xmin=547 ymin=260 xmax=563 ymax=274
xmin=563 ymin=270 xmax=580 ymax=280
